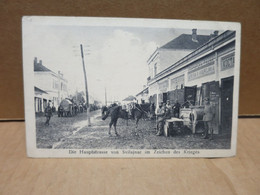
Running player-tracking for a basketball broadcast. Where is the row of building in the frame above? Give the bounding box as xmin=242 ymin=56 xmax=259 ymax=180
xmin=135 ymin=29 xmax=236 ymax=135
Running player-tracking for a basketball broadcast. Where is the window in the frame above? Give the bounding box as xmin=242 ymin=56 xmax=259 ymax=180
xmin=61 ymin=83 xmax=67 ymax=91
xmin=154 ymin=63 xmax=157 ymax=76
xmin=53 ymin=80 xmax=59 ymax=89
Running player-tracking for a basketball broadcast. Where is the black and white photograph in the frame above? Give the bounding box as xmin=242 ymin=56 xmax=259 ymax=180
xmin=22 ymin=17 xmax=241 ymax=158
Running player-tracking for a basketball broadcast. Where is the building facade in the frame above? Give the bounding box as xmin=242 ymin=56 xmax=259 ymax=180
xmin=135 ymin=87 xmax=149 ymax=104
xmin=34 ymin=86 xmax=49 ymax=113
xmin=34 ymin=58 xmax=68 ymax=112
xmin=147 ymin=30 xmax=236 ymax=135
xmin=147 ymin=29 xmax=215 ymax=81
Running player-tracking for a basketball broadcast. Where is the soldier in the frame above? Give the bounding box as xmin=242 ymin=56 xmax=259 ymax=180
xmin=202 ymin=97 xmax=215 ymax=140
xmin=44 ymin=102 xmax=53 ymax=126
xmin=155 ymin=102 xmax=165 ymax=136
xmin=173 ymin=99 xmax=181 ymax=118
xmin=150 ymin=103 xmax=155 ymax=119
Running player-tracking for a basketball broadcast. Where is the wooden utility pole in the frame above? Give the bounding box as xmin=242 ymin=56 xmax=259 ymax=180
xmin=80 ymin=44 xmax=89 ymax=108
xmin=105 ymin=87 xmax=107 ymax=106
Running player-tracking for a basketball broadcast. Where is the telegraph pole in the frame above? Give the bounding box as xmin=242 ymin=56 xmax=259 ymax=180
xmin=105 ymin=87 xmax=107 ymax=106
xmin=80 ymin=44 xmax=89 ymax=108
xmin=80 ymin=44 xmax=91 ymax=126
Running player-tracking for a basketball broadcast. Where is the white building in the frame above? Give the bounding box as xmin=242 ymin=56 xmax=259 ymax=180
xmin=34 ymin=57 xmax=68 ymax=112
xmin=135 ymin=87 xmax=149 ymax=104
xmin=147 ymin=29 xmax=215 ymax=81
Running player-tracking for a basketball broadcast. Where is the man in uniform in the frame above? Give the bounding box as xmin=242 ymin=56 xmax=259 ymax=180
xmin=202 ymin=97 xmax=215 ymax=140
xmin=173 ymin=100 xmax=181 ymax=118
xmin=155 ymin=102 xmax=165 ymax=136
xmin=44 ymin=102 xmax=53 ymax=126
xmin=149 ymin=103 xmax=155 ymax=120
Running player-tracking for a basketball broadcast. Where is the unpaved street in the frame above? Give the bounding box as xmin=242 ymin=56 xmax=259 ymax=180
xmin=36 ymin=110 xmax=231 ymax=149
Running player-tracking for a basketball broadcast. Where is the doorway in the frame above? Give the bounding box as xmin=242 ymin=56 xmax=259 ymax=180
xmin=221 ymin=76 xmax=234 ymax=134
xmin=184 ymin=86 xmax=197 ymax=106
xmin=163 ymin=93 xmax=168 ymax=103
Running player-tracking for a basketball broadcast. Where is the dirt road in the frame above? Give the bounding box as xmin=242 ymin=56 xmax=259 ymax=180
xmin=36 ymin=110 xmax=231 ymax=149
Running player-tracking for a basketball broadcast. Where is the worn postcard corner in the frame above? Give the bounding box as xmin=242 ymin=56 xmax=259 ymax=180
xmin=22 ymin=16 xmax=241 ymax=158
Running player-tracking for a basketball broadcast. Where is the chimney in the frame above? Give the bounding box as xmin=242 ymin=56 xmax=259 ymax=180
xmin=192 ymin=29 xmax=198 ymax=42
xmin=39 ymin=60 xmax=42 ymax=65
xmin=210 ymin=30 xmax=219 ymax=40
xmin=34 ymin=57 xmax=37 ymax=66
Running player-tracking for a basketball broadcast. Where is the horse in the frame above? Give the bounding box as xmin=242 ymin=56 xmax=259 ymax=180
xmin=130 ymin=103 xmax=151 ymax=129
xmin=101 ymin=105 xmax=129 ymax=136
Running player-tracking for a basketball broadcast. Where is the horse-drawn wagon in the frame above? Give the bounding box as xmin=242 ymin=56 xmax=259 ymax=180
xmin=58 ymin=99 xmax=73 ymax=117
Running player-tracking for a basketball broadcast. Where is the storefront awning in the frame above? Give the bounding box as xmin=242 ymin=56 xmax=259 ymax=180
xmin=34 ymin=86 xmax=48 ymax=94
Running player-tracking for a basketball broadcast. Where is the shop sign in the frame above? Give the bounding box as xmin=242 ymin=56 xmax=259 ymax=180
xmin=170 ymin=75 xmax=184 ymax=90
xmin=158 ymin=80 xmax=169 ymax=93
xmin=221 ymin=53 xmax=234 ymax=71
xmin=188 ymin=60 xmax=215 ymax=81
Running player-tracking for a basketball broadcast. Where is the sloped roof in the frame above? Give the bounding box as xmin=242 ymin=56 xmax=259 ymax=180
xmin=34 ymin=62 xmax=52 ymax=72
xmin=122 ymin=95 xmax=136 ymax=101
xmin=136 ymin=87 xmax=149 ymax=96
xmin=160 ymin=34 xmax=211 ymax=50
xmin=34 ymin=86 xmax=48 ymax=94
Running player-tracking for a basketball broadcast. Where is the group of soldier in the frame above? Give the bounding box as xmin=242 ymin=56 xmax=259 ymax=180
xmin=154 ymin=97 xmax=215 ymax=140
xmin=44 ymin=101 xmax=92 ymax=126
xmin=155 ymin=100 xmax=181 ymax=136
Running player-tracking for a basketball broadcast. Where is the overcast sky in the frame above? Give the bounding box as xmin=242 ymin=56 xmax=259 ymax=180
xmin=24 ymin=19 xmax=218 ymax=103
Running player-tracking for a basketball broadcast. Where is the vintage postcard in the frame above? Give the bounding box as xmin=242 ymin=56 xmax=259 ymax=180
xmin=22 ymin=16 xmax=241 ymax=158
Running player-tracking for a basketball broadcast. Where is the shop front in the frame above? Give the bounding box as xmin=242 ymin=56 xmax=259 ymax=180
xmin=147 ymin=31 xmax=236 ymax=135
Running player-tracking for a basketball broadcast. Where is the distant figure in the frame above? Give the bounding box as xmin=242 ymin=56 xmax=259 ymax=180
xmin=173 ymin=100 xmax=181 ymax=118
xmin=44 ymin=103 xmax=53 ymax=126
xmin=51 ymin=105 xmax=56 ymax=113
xmin=202 ymin=97 xmax=215 ymax=140
xmin=58 ymin=105 xmax=64 ymax=117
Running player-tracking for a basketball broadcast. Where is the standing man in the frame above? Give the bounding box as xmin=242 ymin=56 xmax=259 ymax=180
xmin=166 ymin=100 xmax=173 ymax=118
xmin=150 ymin=103 xmax=155 ymax=120
xmin=155 ymin=102 xmax=165 ymax=136
xmin=173 ymin=100 xmax=181 ymax=118
xmin=202 ymin=97 xmax=215 ymax=140
xmin=44 ymin=102 xmax=52 ymax=126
